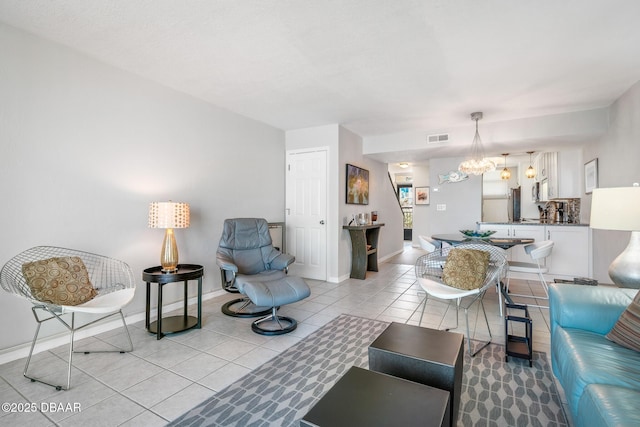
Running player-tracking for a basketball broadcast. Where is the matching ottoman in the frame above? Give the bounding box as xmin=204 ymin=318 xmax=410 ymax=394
xmin=301 ymin=366 xmax=450 ymax=427
xmin=242 ymin=275 xmax=310 ymax=335
xmin=369 ymin=322 xmax=464 ymax=426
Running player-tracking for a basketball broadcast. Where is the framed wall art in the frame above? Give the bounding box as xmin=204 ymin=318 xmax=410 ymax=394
xmin=584 ymin=158 xmax=598 ymax=194
xmin=415 ymin=186 xmax=430 ymax=205
xmin=346 ymin=163 xmax=369 ymax=205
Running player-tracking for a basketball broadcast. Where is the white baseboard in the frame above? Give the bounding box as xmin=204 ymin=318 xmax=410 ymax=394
xmin=0 ymin=289 xmax=226 ymax=365
xmin=328 ymin=274 xmax=350 ymax=283
xmin=329 ymin=249 xmax=404 ymax=283
xmin=378 ymin=249 xmax=404 ymax=262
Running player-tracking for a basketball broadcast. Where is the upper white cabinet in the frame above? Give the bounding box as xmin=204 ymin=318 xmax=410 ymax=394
xmin=556 ymin=150 xmax=581 ymax=198
xmin=545 ymin=152 xmax=558 ymax=199
xmin=535 ymin=150 xmax=582 ymax=200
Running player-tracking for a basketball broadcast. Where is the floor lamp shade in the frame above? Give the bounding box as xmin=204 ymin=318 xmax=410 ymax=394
xmin=148 ymin=202 xmax=190 ymax=273
xmin=590 ymin=186 xmax=640 ymax=288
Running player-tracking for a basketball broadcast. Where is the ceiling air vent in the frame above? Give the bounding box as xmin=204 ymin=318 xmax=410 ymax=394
xmin=427 ymin=133 xmax=449 ymax=144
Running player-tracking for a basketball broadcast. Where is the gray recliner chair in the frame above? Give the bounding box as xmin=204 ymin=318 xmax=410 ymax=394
xmin=216 ymin=218 xmax=311 ymax=334
xmin=216 ymin=218 xmax=295 ymax=317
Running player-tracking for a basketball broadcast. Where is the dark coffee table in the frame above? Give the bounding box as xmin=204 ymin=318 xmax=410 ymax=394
xmin=368 ymin=323 xmax=464 ymax=426
xmin=301 ymin=366 xmax=450 ymax=427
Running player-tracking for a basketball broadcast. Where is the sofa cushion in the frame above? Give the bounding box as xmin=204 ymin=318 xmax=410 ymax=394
xmin=442 ymin=248 xmax=489 ymax=290
xmin=606 ymin=290 xmax=640 ymax=352
xmin=549 ymin=284 xmax=636 ymax=336
xmin=576 ymin=384 xmax=640 ymax=427
xmin=551 ymin=327 xmax=640 ymax=416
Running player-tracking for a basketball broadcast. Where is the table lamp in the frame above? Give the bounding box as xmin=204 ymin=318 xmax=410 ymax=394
xmin=589 ymin=184 xmax=640 ymax=288
xmin=148 ymin=201 xmax=190 ymax=273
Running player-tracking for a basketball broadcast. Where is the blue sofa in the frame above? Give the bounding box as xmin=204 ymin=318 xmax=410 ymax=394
xmin=549 ymin=283 xmax=640 ymax=426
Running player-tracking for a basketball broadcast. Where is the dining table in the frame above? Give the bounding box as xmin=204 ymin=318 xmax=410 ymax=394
xmin=431 ymin=233 xmax=535 ymax=250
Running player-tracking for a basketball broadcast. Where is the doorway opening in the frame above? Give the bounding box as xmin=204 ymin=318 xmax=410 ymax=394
xmin=397 ymin=184 xmax=413 ymax=241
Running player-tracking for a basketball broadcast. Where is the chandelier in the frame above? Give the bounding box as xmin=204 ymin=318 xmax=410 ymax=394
xmin=458 ymin=112 xmax=496 ymax=175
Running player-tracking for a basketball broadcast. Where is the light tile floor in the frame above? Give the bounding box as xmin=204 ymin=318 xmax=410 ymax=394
xmin=0 ymin=246 xmax=568 ymax=426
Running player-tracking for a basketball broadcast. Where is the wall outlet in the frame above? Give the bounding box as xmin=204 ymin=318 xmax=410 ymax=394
xmin=436 ymin=204 xmax=446 ymax=211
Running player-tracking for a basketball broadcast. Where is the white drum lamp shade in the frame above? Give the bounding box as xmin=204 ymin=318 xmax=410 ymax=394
xmin=148 ymin=202 xmax=190 ymax=273
xmin=590 ymin=186 xmax=640 ymax=288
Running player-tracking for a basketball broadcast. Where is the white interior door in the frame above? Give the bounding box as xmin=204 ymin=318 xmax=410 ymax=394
xmin=286 ymin=149 xmax=327 ymax=280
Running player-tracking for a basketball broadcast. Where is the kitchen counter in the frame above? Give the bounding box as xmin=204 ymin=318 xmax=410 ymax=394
xmin=479 ymin=220 xmax=589 ymax=227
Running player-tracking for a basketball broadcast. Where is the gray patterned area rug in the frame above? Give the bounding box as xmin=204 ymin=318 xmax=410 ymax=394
xmin=170 ymin=314 xmax=567 ymax=427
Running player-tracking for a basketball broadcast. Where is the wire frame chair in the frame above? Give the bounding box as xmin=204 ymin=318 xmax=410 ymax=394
xmin=0 ymin=246 xmax=136 ymax=390
xmin=414 ymin=242 xmax=507 ymax=356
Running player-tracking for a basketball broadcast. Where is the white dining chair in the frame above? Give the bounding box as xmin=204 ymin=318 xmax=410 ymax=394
xmin=418 ymin=235 xmax=442 ymax=253
xmin=504 ymin=240 xmax=554 ymax=309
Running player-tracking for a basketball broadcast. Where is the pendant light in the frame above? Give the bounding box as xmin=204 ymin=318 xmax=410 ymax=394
xmin=500 ymin=153 xmax=511 ymax=180
xmin=526 ymin=151 xmax=536 ymax=179
xmin=458 ymin=112 xmax=496 ymax=175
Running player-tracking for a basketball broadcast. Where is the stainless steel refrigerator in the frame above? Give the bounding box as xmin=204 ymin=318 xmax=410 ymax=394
xmin=511 ymin=187 xmax=521 ymax=222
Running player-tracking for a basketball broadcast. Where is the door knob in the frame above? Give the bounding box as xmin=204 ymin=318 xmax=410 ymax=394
xmin=319 ymin=220 xmax=325 ymax=225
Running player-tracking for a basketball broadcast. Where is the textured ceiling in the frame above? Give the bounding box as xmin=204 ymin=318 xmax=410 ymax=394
xmin=2 ymin=1 xmax=640 ymax=160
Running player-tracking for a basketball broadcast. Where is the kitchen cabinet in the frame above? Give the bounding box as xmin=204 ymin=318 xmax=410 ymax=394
xmin=478 ymin=224 xmax=545 ymax=262
xmin=510 ymin=225 xmax=547 ymax=263
xmin=479 ymin=223 xmax=591 ymax=279
xmin=533 ymin=154 xmax=541 ymax=181
xmin=555 ymin=150 xmax=581 ymax=198
xmin=482 ymin=224 xmax=511 ymax=239
xmin=535 ymin=152 xmax=556 ymax=201
xmin=546 ymin=152 xmax=558 ymax=199
xmin=535 ymin=150 xmax=581 ymax=200
xmin=546 ymin=225 xmax=591 ymax=278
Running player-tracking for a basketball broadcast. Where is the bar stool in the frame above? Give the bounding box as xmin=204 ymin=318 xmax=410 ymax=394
xmin=505 ymin=240 xmax=554 ymax=308
xmin=418 ymin=235 xmax=441 ymax=253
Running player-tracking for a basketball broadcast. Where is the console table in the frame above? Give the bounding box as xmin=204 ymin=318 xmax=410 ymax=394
xmin=343 ymin=223 xmax=384 ymax=279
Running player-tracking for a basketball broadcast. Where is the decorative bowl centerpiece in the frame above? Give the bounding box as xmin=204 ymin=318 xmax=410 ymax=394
xmin=459 ymin=230 xmax=496 ymax=239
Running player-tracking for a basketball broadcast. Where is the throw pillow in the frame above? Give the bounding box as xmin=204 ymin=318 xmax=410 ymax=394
xmin=606 ymin=291 xmax=640 ymax=352
xmin=22 ymin=256 xmax=97 ymax=306
xmin=442 ymin=248 xmax=490 ymax=290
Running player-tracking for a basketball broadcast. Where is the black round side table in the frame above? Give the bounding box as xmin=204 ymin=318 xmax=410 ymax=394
xmin=143 ymin=264 xmax=204 ymax=340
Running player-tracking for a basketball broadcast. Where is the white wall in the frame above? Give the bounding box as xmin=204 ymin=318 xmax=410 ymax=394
xmin=0 ymin=23 xmax=285 ymax=352
xmin=585 ymin=80 xmax=640 ymax=283
xmin=338 ymin=127 xmax=404 ymax=280
xmin=412 ymin=158 xmax=483 ymax=244
xmin=427 ymin=157 xmax=483 ymax=234
xmin=286 ymin=125 xmax=404 ymax=282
